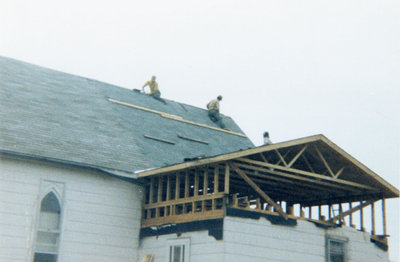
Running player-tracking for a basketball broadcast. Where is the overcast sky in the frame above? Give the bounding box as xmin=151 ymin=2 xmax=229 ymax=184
xmin=1 ymin=0 xmax=399 ymax=260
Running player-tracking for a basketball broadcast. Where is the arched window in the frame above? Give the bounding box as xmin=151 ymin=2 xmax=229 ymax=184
xmin=33 ymin=191 xmax=62 ymax=262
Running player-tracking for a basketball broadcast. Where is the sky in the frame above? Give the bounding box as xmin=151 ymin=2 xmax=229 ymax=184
xmin=1 ymin=0 xmax=399 ymax=260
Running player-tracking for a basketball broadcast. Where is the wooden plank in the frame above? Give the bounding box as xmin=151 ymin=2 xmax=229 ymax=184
xmin=301 ymin=154 xmax=315 ymax=173
xmin=349 ymin=202 xmax=352 ymax=226
xmin=143 ymin=193 xmax=225 ymax=209
xmin=203 ymin=169 xmax=208 ymax=195
xmin=224 ymin=163 xmax=230 ymax=194
xmin=235 ymin=162 xmax=358 ymax=193
xmin=360 ymin=201 xmax=364 ymax=231
xmin=185 ymin=171 xmax=189 ymax=198
xmin=235 ymin=158 xmax=376 ymax=191
xmin=333 ymin=166 xmax=345 ymax=179
xmin=157 ymin=176 xmax=162 ymax=202
xmin=382 ymin=199 xmax=387 ymax=236
xmin=166 ymin=176 xmax=171 ymax=201
xmin=214 ymin=165 xmax=219 ymax=193
xmin=314 ymin=146 xmax=335 ymax=177
xmin=229 ymin=162 xmax=288 ymax=220
xmin=136 ymin=135 xmax=324 ymax=177
xmin=287 ymin=145 xmax=308 ymax=168
xmin=371 ymin=201 xmax=375 ymax=235
xmin=108 ymin=98 xmax=247 ymax=137
xmin=275 ymin=149 xmax=288 ymax=167
xmin=141 ymin=254 xmax=154 ymax=262
xmin=328 ymin=200 xmax=373 ymax=223
xmin=150 ymin=178 xmax=154 ymax=203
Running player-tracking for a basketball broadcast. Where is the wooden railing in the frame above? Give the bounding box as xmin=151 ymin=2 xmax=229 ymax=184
xmin=142 ymin=193 xmax=225 ymax=227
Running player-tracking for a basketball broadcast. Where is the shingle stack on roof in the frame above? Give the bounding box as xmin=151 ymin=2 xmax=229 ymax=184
xmin=0 ymin=56 xmax=254 ymax=174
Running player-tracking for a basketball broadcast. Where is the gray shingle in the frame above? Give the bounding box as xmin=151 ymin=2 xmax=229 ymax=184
xmin=0 ymin=56 xmax=254 ymax=172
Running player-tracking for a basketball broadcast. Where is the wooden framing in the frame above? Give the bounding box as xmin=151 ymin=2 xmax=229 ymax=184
xmin=229 ymin=162 xmax=288 ymax=220
xmin=137 ymin=135 xmax=398 ymax=245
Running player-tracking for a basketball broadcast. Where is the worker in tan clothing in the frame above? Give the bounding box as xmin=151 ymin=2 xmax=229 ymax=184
xmin=207 ymin=95 xmax=226 ymax=129
xmin=142 ymin=76 xmax=166 ymax=104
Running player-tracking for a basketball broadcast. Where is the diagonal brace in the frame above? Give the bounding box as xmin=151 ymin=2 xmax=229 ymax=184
xmin=229 ymin=162 xmax=288 ymax=220
xmin=288 ymin=145 xmax=308 ymax=168
xmin=328 ymin=200 xmax=374 ymax=223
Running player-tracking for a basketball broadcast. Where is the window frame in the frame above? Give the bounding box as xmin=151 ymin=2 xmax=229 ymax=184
xmin=32 ymin=180 xmax=65 ymax=262
xmin=326 ymin=235 xmax=348 ymax=262
xmin=166 ymin=238 xmax=190 ymax=262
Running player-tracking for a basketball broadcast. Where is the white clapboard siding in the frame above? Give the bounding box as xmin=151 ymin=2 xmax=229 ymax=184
xmin=0 ymin=156 xmax=143 ymax=262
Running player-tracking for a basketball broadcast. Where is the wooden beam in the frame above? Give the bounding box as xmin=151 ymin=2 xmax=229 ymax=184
xmin=371 ymin=201 xmax=375 ymax=235
xmin=175 ymin=173 xmax=180 ymax=199
xmin=236 ymin=158 xmax=376 ymax=191
xmin=185 ymin=171 xmax=189 ymax=198
xmin=108 ymin=98 xmax=247 ymax=137
xmin=382 ymin=199 xmax=387 ymax=236
xmin=203 ymin=169 xmax=208 ymax=195
xmin=314 ymin=146 xmax=335 ymax=177
xmin=275 ymin=149 xmax=288 ymax=167
xmin=328 ymin=200 xmax=374 ymax=223
xmin=360 ymin=201 xmax=364 ymax=231
xmin=214 ymin=165 xmax=219 ymax=194
xmin=287 ymin=145 xmax=308 ymax=168
xmin=333 ymin=166 xmax=345 ymax=179
xmin=150 ymin=177 xmax=155 ymax=203
xmin=166 ymin=176 xmax=171 ymax=201
xmin=224 ymin=163 xmax=230 ymax=194
xmin=157 ymin=176 xmax=163 ymax=202
xmin=229 ymin=162 xmax=288 ymax=220
xmin=301 ymin=154 xmax=315 ymax=173
xmin=235 ymin=162 xmax=358 ymax=193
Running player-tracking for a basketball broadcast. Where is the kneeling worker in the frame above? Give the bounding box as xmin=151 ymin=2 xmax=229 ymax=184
xmin=142 ymin=76 xmax=166 ymax=104
xmin=207 ymin=95 xmax=226 ymax=129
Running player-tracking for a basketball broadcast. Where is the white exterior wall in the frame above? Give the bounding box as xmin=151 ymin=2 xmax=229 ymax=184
xmin=138 ymin=231 xmax=224 ymax=262
xmin=223 ymin=216 xmax=390 ymax=262
xmin=0 ymin=156 xmax=143 ymax=262
xmin=139 ymin=216 xmax=390 ymax=262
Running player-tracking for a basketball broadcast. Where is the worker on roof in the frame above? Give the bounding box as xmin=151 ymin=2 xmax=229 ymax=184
xmin=263 ymin=131 xmax=272 ymax=145
xmin=207 ymin=95 xmax=227 ymax=129
xmin=142 ymin=76 xmax=166 ymax=104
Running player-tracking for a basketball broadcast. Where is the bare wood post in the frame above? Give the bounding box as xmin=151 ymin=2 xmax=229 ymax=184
xmin=224 ymin=163 xmax=230 ymax=194
xmin=360 ymin=201 xmax=364 ymax=231
xmin=175 ymin=173 xmax=180 ymax=200
xmin=194 ymin=170 xmax=199 ymax=197
xmin=349 ymin=202 xmax=352 ymax=226
xmin=166 ymin=176 xmax=171 ymax=201
xmin=157 ymin=176 xmax=162 ymax=202
xmin=339 ymin=203 xmax=343 ymax=224
xmin=328 ymin=204 xmax=332 ymax=220
xmin=203 ymin=169 xmax=209 ymax=195
xmin=309 ymin=206 xmax=312 ymax=219
xmin=382 ymin=199 xmax=387 ymax=236
xmin=214 ymin=165 xmax=219 ymax=193
xmin=150 ymin=177 xmax=155 ymax=203
xmin=371 ymin=202 xmax=375 ymax=235
xmin=185 ymin=171 xmax=189 ymax=198
xmin=318 ymin=205 xmax=322 ymax=220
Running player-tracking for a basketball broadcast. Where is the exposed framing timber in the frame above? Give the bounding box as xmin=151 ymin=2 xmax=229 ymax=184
xmin=301 ymin=154 xmax=315 ymax=173
xmin=224 ymin=163 xmax=230 ymax=194
xmin=229 ymin=162 xmax=288 ymax=220
xmin=287 ymin=145 xmax=308 ymax=168
xmin=314 ymin=146 xmax=335 ymax=177
xmin=275 ymin=149 xmax=288 ymax=167
xmin=235 ymin=162 xmax=359 ymax=193
xmin=235 ymin=158 xmax=376 ymax=191
xmin=333 ymin=166 xmax=345 ymax=179
xmin=328 ymin=200 xmax=374 ymax=223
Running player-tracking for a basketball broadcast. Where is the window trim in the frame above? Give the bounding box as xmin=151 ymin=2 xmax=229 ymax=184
xmin=326 ymin=235 xmax=348 ymax=262
xmin=166 ymin=238 xmax=190 ymax=262
xmin=32 ymin=180 xmax=65 ymax=262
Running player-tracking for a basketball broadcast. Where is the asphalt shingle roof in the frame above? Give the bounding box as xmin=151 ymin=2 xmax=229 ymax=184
xmin=0 ymin=56 xmax=254 ymax=173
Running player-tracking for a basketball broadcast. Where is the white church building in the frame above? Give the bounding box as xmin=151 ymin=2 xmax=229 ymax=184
xmin=0 ymin=56 xmax=398 ymax=262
